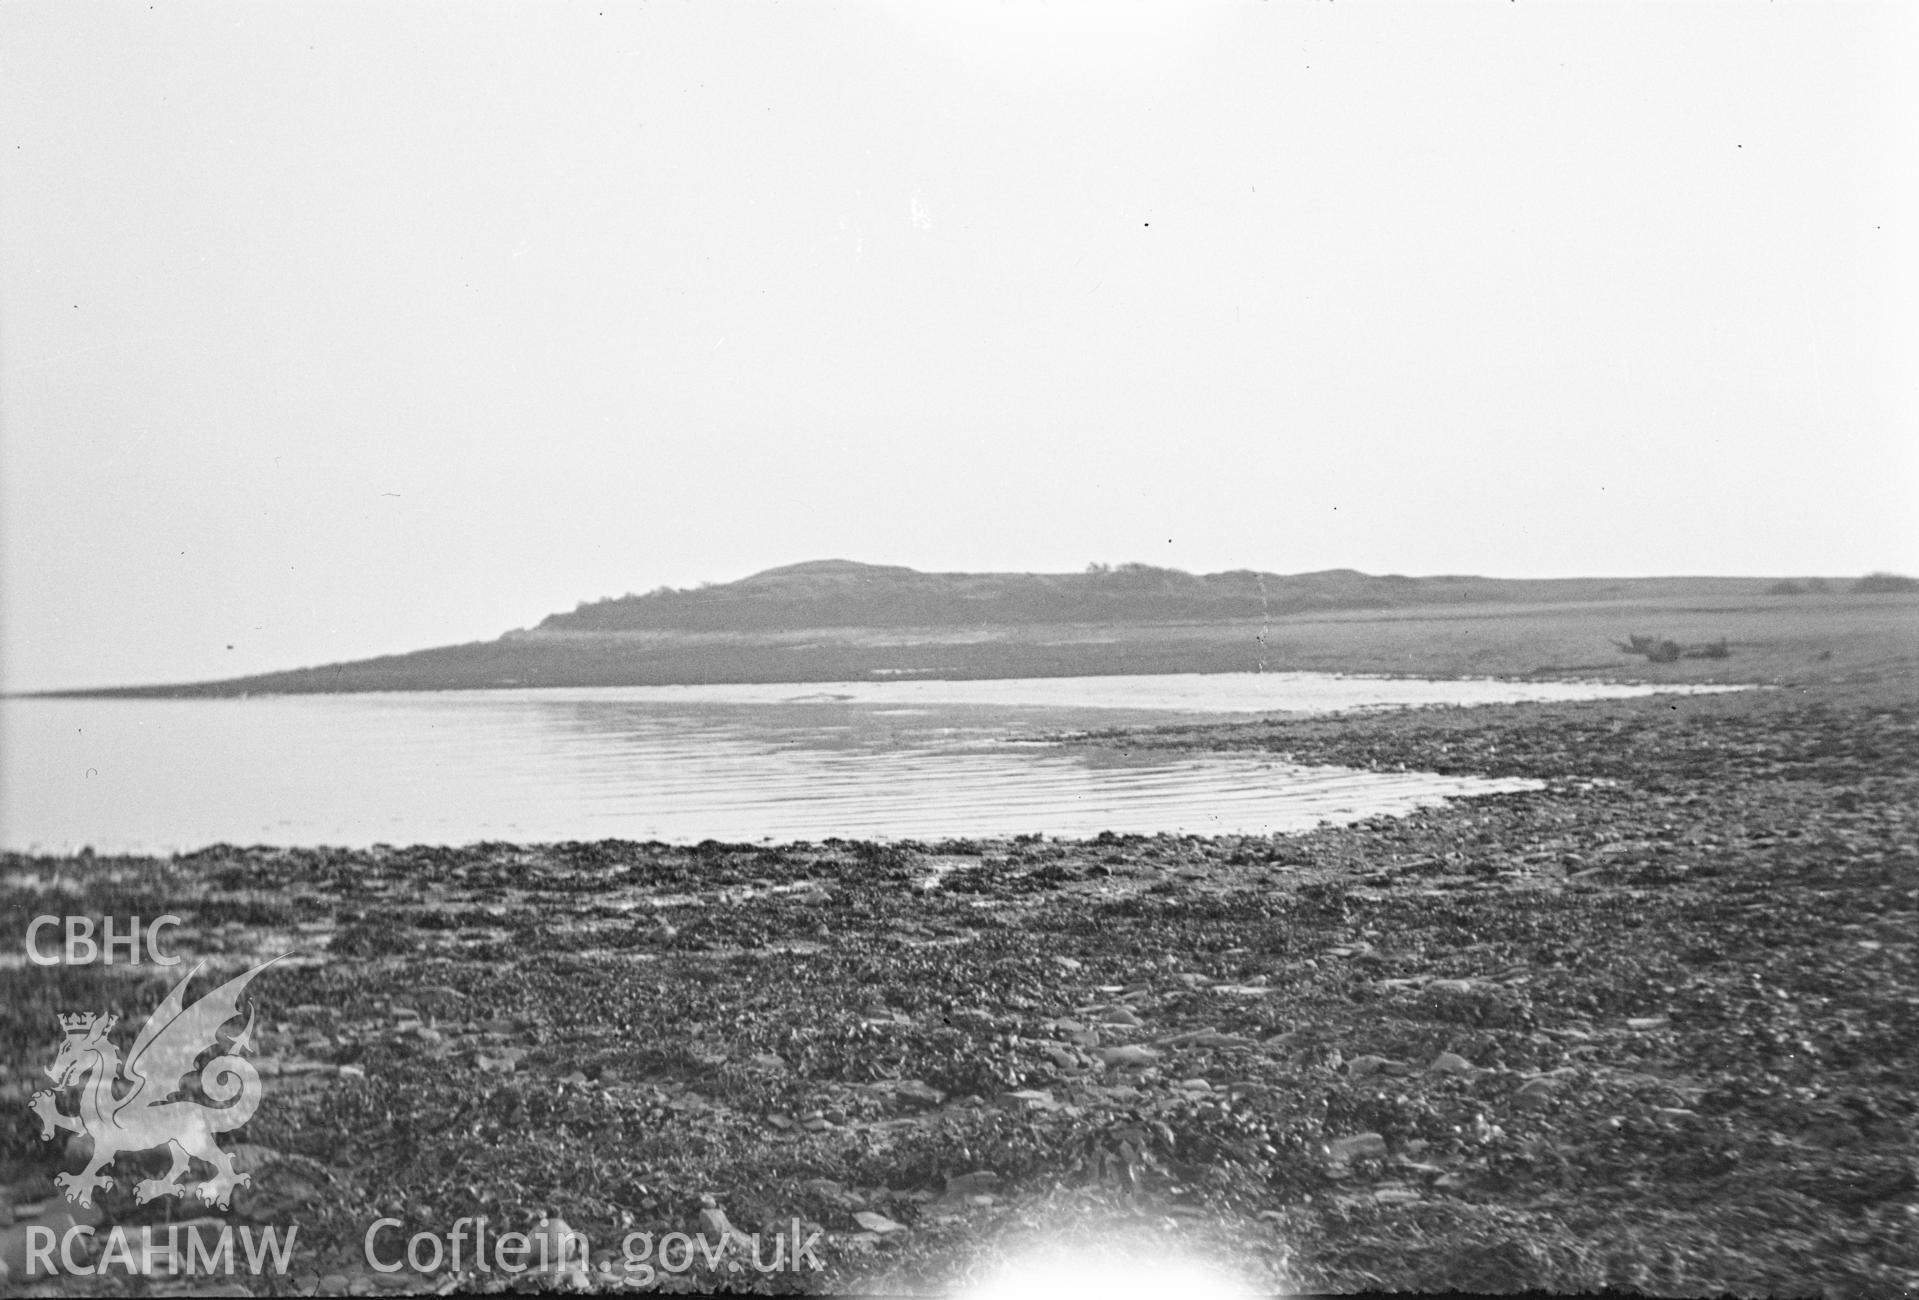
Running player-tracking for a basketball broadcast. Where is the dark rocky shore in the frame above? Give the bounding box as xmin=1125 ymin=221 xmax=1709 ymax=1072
xmin=2 ymin=681 xmax=1915 ymax=1295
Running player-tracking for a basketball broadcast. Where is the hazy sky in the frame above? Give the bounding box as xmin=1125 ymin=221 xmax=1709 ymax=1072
xmin=3 ymin=1 xmax=1913 ymax=692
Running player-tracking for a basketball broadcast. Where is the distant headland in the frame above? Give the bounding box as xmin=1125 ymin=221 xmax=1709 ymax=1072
xmin=37 ymin=561 xmax=1912 ymax=697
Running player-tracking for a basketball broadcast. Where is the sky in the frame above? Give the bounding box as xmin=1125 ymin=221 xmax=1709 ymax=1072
xmin=2 ymin=1 xmax=1914 ymax=693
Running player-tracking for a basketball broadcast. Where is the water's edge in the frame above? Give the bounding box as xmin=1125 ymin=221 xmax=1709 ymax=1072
xmin=1 ymin=673 xmax=1734 ymax=854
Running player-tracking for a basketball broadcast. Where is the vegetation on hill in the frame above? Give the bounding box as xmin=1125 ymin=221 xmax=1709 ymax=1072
xmin=1853 ymin=572 xmax=1919 ymax=594
xmin=537 ymin=560 xmax=1773 ymax=634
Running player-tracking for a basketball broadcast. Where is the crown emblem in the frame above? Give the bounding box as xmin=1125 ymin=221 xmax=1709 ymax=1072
xmin=58 ymin=1012 xmax=101 ymax=1034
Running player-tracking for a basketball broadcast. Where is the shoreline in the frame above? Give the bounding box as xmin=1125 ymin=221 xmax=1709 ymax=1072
xmin=2 ymin=678 xmax=1915 ymax=1294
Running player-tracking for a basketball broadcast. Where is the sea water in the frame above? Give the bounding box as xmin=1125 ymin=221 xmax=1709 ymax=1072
xmin=0 ymin=672 xmax=1723 ymax=852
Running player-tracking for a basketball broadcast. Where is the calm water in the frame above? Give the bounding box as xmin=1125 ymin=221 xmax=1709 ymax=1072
xmin=1 ymin=673 xmax=1712 ymax=852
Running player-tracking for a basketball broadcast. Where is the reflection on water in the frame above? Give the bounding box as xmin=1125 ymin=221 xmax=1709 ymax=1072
xmin=1 ymin=673 xmax=1719 ymax=852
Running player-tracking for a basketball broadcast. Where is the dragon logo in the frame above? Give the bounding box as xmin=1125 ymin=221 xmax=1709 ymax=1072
xmin=30 ymin=956 xmax=283 ymax=1210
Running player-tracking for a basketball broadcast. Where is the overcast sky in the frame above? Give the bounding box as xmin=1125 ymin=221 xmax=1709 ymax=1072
xmin=2 ymin=1 xmax=1913 ymax=692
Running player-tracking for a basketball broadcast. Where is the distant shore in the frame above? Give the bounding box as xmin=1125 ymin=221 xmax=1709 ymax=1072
xmin=27 ymin=588 xmax=1919 ymax=698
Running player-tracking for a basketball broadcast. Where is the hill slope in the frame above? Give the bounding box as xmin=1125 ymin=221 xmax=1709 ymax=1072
xmin=48 ymin=561 xmax=1880 ymax=697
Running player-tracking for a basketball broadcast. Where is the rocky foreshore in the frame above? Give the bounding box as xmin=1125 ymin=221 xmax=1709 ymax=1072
xmin=2 ymin=680 xmax=1914 ymax=1295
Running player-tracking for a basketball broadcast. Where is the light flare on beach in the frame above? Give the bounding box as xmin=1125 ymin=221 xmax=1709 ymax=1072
xmin=962 ymin=1248 xmax=1260 ymax=1300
